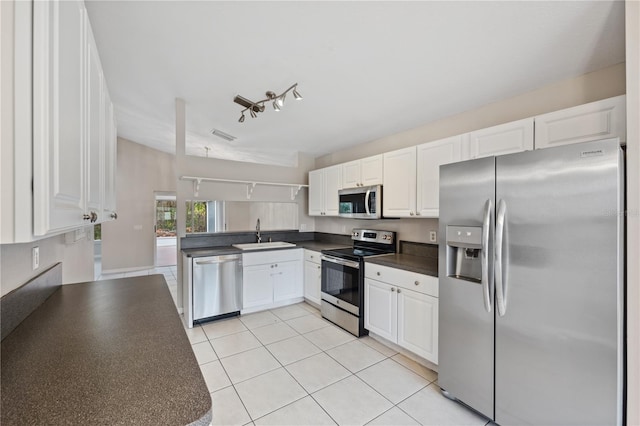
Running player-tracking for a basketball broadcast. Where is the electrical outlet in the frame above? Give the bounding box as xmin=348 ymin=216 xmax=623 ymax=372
xmin=300 ymin=223 xmax=307 ymax=231
xmin=32 ymin=246 xmax=40 ymax=270
xmin=429 ymin=231 xmax=437 ymax=243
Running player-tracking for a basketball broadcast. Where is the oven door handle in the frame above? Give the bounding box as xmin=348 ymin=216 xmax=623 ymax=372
xmin=321 ymin=255 xmax=360 ymax=269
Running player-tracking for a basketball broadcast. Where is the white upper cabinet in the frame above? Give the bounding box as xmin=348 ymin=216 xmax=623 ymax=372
xmin=383 ymin=147 xmax=417 ymax=217
xmin=308 ymin=165 xmax=342 ymax=216
xmin=534 ymin=95 xmax=626 ymax=149
xmin=342 ymin=155 xmax=383 ymax=188
xmin=32 ymin=0 xmax=117 ymax=237
xmin=467 ymin=118 xmax=534 ymax=159
xmin=103 ymin=87 xmax=117 ymax=220
xmin=416 ymin=135 xmax=464 ymax=217
xmin=86 ymin=24 xmax=104 ymax=223
xmin=33 ymin=0 xmax=87 ymax=235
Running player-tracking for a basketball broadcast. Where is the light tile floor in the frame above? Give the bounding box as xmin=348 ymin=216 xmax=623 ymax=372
xmin=99 ymin=267 xmax=490 ymax=426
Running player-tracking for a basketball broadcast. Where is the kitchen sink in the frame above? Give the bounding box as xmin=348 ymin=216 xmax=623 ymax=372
xmin=232 ymin=241 xmax=297 ymax=250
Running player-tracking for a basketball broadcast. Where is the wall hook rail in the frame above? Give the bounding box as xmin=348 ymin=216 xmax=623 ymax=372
xmin=180 ymin=176 xmax=308 ymax=200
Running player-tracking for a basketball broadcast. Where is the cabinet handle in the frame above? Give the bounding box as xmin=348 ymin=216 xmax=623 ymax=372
xmin=83 ymin=214 xmax=91 ymax=221
xmin=416 ymin=212 xmax=421 ymax=216
xmin=409 ymin=211 xmax=414 ymax=216
xmin=317 ymin=266 xmax=321 ymax=270
xmin=110 ymin=212 xmax=118 ymax=220
xmin=274 ymin=264 xmax=278 ymax=268
xmin=377 ymin=272 xmax=381 ymax=276
xmin=414 ymin=281 xmax=420 ymax=286
xmin=90 ymin=212 xmax=98 ymax=223
xmin=391 ymin=287 xmax=395 ymax=292
xmin=270 ymin=265 xmax=274 ymax=268
xmin=397 ymin=289 xmax=402 ymax=293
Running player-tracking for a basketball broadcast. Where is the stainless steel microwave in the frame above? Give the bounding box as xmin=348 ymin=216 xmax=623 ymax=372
xmin=338 ymin=185 xmax=382 ymax=219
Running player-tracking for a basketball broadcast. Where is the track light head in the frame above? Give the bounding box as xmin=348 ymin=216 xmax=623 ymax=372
xmin=293 ymin=87 xmax=302 ymax=100
xmin=273 ymin=101 xmax=281 ymax=111
xmin=238 ymin=114 xmax=245 ymax=123
xmin=249 ymin=108 xmax=257 ymax=118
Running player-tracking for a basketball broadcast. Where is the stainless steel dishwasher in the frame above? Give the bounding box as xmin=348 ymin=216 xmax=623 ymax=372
xmin=192 ymin=254 xmax=242 ymax=322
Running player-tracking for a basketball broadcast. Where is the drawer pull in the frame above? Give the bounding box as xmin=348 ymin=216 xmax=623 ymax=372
xmin=391 ymin=287 xmax=395 ymax=292
xmin=377 ymin=272 xmax=381 ymax=276
xmin=414 ymin=281 xmax=420 ymax=286
xmin=397 ymin=289 xmax=401 ymax=293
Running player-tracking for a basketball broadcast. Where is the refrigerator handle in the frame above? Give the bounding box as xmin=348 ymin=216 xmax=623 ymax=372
xmin=481 ymin=199 xmax=492 ymax=313
xmin=495 ymin=199 xmax=508 ymax=316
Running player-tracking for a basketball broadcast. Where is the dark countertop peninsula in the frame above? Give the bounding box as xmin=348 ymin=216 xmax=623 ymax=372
xmin=1 ymin=275 xmax=211 ymax=425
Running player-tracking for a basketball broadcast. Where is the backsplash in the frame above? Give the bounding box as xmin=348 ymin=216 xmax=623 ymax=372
xmin=1 ymin=263 xmax=62 ymax=340
xmin=399 ymin=240 xmax=438 ymax=258
xmin=181 ymin=231 xmax=315 ymax=250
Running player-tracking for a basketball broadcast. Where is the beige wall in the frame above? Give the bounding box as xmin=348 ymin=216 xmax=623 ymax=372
xmin=315 ymin=63 xmax=626 ymax=168
xmin=625 ymin=1 xmax=639 ymax=424
xmin=101 ymin=137 xmax=176 ymax=272
xmin=0 ymin=231 xmax=94 ymax=296
xmin=312 ymin=63 xmax=626 ymax=243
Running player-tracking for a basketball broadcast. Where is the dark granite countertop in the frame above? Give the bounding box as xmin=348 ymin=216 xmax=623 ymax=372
xmin=181 ymin=246 xmax=242 ymax=257
xmin=366 ymin=253 xmax=439 ymax=277
xmin=294 ymin=241 xmax=351 ymax=251
xmin=1 ymin=275 xmax=211 ymax=426
xmin=182 ymin=241 xmax=350 ymax=257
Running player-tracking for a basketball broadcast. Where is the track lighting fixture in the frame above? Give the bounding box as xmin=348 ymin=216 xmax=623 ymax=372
xmin=233 ymin=83 xmax=302 ymax=122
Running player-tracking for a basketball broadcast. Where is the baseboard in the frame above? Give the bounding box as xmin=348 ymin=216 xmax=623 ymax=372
xmin=101 ymin=265 xmax=155 ymax=274
xmin=368 ymin=332 xmax=439 ymax=373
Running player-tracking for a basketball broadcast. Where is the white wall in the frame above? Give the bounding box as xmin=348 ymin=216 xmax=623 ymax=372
xmin=0 ymin=231 xmax=94 ymax=297
xmin=101 ymin=137 xmax=176 ymax=272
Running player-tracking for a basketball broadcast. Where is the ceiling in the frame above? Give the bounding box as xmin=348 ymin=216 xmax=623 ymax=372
xmin=85 ymin=1 xmax=625 ymax=167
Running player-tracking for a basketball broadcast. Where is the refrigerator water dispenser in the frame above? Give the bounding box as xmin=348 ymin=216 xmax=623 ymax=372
xmin=446 ymin=225 xmax=483 ymax=282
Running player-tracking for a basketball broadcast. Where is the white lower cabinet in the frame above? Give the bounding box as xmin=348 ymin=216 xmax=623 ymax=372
xmin=364 ymin=262 xmax=439 ymax=364
xmin=303 ymin=250 xmax=322 ymax=305
xmin=242 ymin=249 xmax=303 ymax=312
xmin=397 ymin=288 xmax=438 ymax=363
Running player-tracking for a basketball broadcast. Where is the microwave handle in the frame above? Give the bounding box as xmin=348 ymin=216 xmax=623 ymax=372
xmin=365 ymin=189 xmax=371 ymax=215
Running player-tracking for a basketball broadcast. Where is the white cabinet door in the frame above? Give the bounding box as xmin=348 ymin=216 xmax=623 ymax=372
xmin=323 ymin=165 xmax=342 ymax=216
xmin=243 ymin=264 xmax=274 ymax=309
xmin=308 ymin=169 xmax=324 ymax=216
xmin=360 ymin=154 xmax=383 ymax=186
xmin=416 ymin=135 xmax=463 ymax=217
xmin=383 ymin=147 xmax=417 ymax=217
xmin=467 ymin=118 xmax=534 ymax=159
xmin=342 ymin=160 xmax=361 ymax=189
xmin=86 ymin=25 xmax=103 ymax=223
xmin=397 ymin=288 xmax=438 ymax=364
xmin=33 ymin=0 xmax=87 ymax=235
xmin=273 ymin=261 xmax=302 ymax=301
xmin=364 ymin=278 xmax=397 ymax=342
xmin=103 ymin=88 xmax=117 ymax=219
xmin=535 ymin=95 xmax=626 ymax=149
xmin=304 ymin=259 xmax=321 ymax=305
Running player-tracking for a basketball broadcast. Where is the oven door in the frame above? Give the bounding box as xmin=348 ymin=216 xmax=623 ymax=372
xmin=338 ymin=186 xmax=381 ymax=219
xmin=321 ymin=255 xmax=361 ymax=315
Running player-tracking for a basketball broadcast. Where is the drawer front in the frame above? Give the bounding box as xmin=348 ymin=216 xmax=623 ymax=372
xmin=365 ymin=263 xmax=438 ymax=297
xmin=304 ymin=249 xmax=321 ymax=264
xmin=243 ymin=248 xmax=303 ymax=266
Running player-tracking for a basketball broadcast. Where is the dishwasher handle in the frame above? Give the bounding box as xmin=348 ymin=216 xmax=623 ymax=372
xmin=194 ymin=255 xmax=241 ymax=265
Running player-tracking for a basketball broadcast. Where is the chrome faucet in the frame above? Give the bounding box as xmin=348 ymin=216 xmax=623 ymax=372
xmin=256 ymin=218 xmax=261 ymax=243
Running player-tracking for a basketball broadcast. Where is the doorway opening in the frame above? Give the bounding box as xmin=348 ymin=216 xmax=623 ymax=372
xmin=155 ymin=193 xmax=177 ymax=267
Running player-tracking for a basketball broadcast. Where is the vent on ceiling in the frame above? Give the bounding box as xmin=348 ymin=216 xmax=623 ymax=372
xmin=210 ymin=128 xmax=237 ymax=142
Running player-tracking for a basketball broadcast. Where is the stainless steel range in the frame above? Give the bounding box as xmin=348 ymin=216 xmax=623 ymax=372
xmin=320 ymin=229 xmax=396 ymax=336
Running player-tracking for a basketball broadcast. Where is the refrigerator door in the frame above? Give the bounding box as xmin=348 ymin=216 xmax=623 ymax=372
xmin=494 ymin=139 xmax=623 ymax=425
xmin=438 ymin=156 xmax=495 ymax=420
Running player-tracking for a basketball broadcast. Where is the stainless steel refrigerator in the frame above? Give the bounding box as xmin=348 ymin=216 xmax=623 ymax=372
xmin=438 ymin=138 xmax=624 ymax=425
